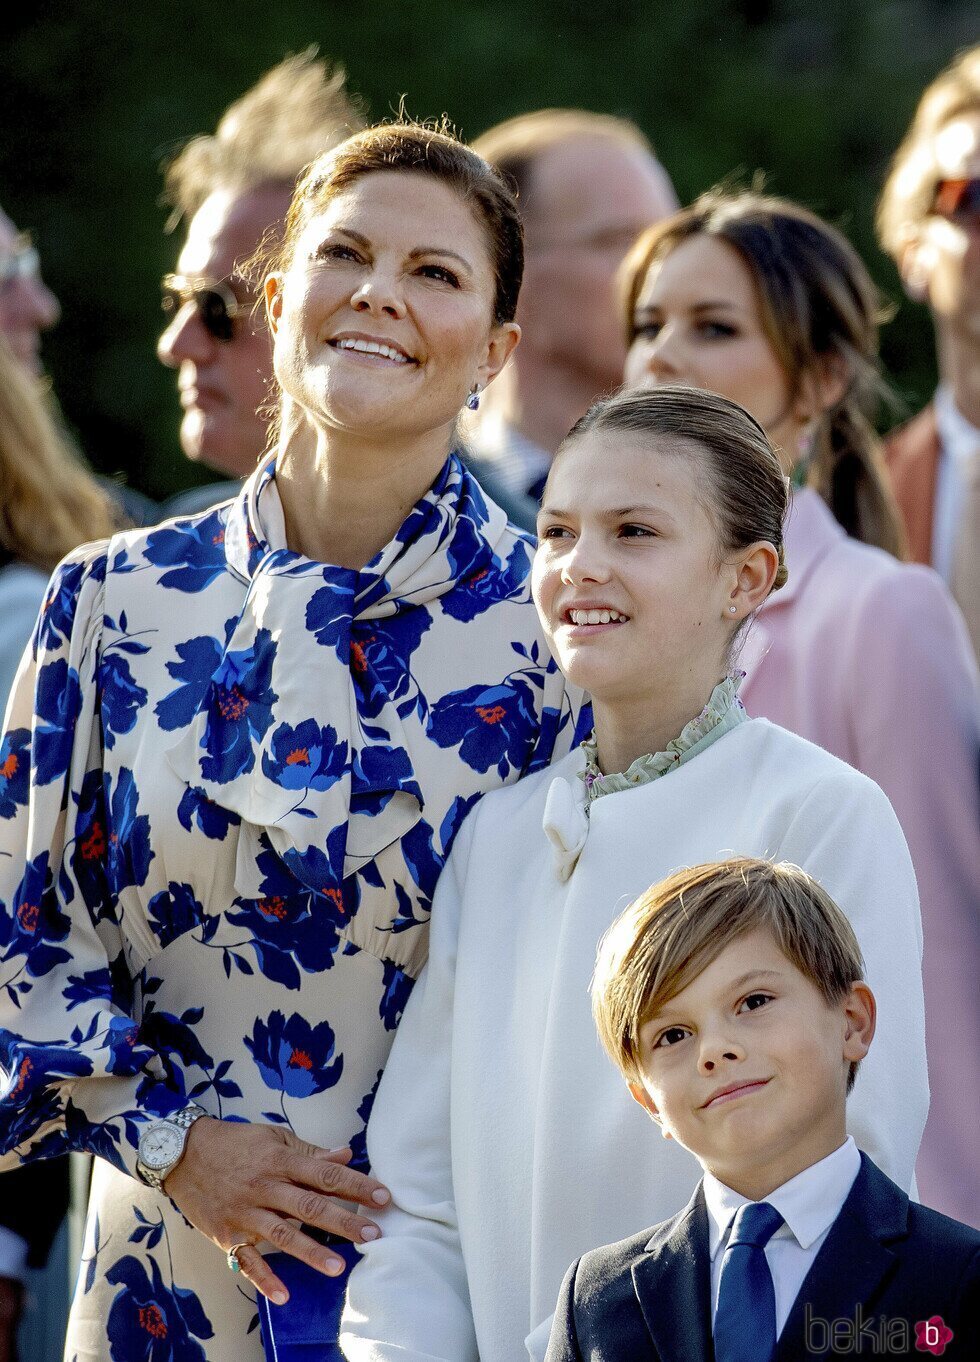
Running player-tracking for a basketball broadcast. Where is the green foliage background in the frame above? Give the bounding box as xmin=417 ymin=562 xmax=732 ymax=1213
xmin=1 ymin=0 xmax=976 ymax=499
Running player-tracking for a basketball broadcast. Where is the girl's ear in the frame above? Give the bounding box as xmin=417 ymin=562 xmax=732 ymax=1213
xmin=725 ymin=540 xmax=780 ymax=621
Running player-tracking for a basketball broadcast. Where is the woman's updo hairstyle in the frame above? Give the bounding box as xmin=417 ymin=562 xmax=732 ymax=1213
xmin=561 ymin=385 xmax=789 ymax=596
xmin=620 ymin=190 xmax=906 ymax=559
xmin=272 ymin=119 xmax=524 ymax=325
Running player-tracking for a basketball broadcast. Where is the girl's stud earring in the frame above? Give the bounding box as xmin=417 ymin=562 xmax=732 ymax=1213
xmin=466 ymin=386 xmax=481 ymax=411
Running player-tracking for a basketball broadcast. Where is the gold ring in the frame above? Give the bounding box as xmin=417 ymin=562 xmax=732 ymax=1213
xmin=226 ymin=1242 xmax=250 ymax=1273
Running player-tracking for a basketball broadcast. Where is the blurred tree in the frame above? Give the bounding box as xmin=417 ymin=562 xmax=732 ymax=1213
xmin=0 ymin=0 xmax=975 ymax=498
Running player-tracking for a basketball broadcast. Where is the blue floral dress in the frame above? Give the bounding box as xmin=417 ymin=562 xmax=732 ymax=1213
xmin=0 ymin=455 xmax=583 ymax=1361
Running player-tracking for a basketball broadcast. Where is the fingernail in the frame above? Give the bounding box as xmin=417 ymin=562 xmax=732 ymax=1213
xmin=324 ymin=1257 xmax=344 ymax=1276
xmin=272 ymin=1291 xmax=288 ymax=1307
xmin=372 ymin=1189 xmax=390 ymax=1205
xmin=361 ymin=1225 xmax=380 ymax=1241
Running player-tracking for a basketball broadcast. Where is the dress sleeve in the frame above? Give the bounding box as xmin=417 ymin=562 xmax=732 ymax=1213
xmin=0 ymin=549 xmax=187 ymax=1181
xmin=340 ymin=808 xmax=481 ymax=1362
xmin=844 ymin=565 xmax=980 ymax=1217
xmin=775 ymin=766 xmax=927 ymax=1193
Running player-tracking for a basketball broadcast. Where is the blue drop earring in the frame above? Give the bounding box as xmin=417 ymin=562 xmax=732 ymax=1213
xmin=466 ymin=385 xmax=481 ymax=411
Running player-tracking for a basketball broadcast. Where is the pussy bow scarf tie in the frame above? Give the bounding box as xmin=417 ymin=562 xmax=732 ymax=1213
xmin=166 ymin=455 xmax=512 ymax=896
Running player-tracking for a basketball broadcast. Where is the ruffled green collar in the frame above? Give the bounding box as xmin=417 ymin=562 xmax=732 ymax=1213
xmin=580 ymin=673 xmax=747 ymax=803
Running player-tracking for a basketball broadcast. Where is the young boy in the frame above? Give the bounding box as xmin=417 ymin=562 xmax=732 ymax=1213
xmin=545 ymin=857 xmax=979 ymax=1362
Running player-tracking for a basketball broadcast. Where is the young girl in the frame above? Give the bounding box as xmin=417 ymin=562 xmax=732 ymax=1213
xmin=620 ymin=190 xmax=980 ymax=1225
xmin=340 ymin=387 xmax=926 ymax=1362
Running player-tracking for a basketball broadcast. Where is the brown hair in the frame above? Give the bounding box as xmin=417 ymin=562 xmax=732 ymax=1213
xmin=0 ymin=339 xmax=120 ymax=573
xmin=162 ymin=49 xmax=363 ymax=226
xmin=592 ymin=857 xmax=866 ymax=1092
xmin=472 ymin=108 xmax=656 ymax=214
xmin=559 ymin=387 xmax=790 ymax=636
xmin=878 ymin=45 xmax=980 ymax=259
xmin=621 ymin=190 xmax=907 ymax=558
xmin=272 ymin=120 xmax=524 ymax=326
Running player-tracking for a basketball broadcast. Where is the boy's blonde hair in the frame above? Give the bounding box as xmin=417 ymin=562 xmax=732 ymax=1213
xmin=592 ymin=857 xmax=865 ymax=1092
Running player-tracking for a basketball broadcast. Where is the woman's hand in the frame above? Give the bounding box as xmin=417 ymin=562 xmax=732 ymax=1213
xmin=164 ymin=1117 xmax=390 ymax=1303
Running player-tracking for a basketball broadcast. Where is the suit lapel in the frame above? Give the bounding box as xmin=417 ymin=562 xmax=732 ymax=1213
xmin=776 ymin=1156 xmax=909 ymax=1360
xmin=632 ymin=1186 xmax=713 ymax=1362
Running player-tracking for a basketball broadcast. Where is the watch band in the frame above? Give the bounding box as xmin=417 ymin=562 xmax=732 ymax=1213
xmin=136 ymin=1103 xmax=209 ymax=1190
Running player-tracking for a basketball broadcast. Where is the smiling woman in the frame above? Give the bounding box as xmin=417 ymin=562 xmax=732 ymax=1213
xmin=257 ymin=125 xmax=524 ymax=567
xmin=0 ymin=121 xmax=584 ymax=1362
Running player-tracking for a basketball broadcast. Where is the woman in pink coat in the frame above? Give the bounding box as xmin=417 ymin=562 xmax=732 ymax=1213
xmin=622 ymin=188 xmax=980 ymax=1228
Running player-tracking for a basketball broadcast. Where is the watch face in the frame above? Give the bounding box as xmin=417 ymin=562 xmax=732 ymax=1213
xmin=139 ymin=1122 xmax=184 ymax=1170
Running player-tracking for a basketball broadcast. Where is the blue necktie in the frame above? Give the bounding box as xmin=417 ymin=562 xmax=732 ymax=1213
xmin=714 ymin=1201 xmax=784 ymax=1362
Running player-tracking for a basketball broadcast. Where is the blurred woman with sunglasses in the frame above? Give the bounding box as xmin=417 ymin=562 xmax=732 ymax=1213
xmin=621 ymin=188 xmax=980 ymax=1228
xmin=0 ymin=336 xmax=119 ymax=710
xmin=0 ymin=122 xmax=583 ymax=1361
xmin=879 ymin=44 xmax=980 ymax=670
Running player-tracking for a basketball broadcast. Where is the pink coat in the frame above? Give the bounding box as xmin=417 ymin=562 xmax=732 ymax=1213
xmin=741 ymin=488 xmax=980 ymax=1227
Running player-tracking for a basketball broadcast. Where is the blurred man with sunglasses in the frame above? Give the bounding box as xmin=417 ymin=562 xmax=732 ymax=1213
xmin=157 ymin=50 xmax=361 ymax=513
xmin=880 ymin=45 xmax=980 ymax=669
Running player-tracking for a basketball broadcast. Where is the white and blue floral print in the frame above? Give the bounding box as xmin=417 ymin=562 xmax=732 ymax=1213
xmin=0 ymin=454 xmax=584 ymax=1362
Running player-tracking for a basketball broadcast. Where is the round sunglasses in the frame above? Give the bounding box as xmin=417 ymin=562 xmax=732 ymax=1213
xmin=0 ymin=232 xmax=42 ymax=291
xmin=931 ymin=177 xmax=980 ymax=223
xmin=160 ymin=273 xmax=251 ymax=342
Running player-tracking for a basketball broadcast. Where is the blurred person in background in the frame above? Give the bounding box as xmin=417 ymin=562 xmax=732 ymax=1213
xmin=2 ymin=193 xmax=123 ymax=1362
xmin=622 ymin=188 xmax=980 ymax=1228
xmin=879 ymin=46 xmax=980 ymax=666
xmin=0 ymin=340 xmax=120 ymax=707
xmin=465 ymin=110 xmax=677 ymax=530
xmin=0 ymin=205 xmax=60 ymax=375
xmin=157 ymin=50 xmax=362 ymax=516
xmin=1 ymin=196 xmax=155 ymax=528
xmin=0 ymin=335 xmax=120 ymax=1360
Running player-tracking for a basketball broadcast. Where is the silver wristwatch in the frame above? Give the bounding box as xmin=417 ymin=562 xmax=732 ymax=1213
xmin=136 ymin=1104 xmax=209 ymax=1190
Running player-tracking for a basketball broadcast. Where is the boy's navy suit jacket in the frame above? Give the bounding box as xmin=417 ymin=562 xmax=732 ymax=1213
xmin=544 ymin=1154 xmax=980 ymax=1361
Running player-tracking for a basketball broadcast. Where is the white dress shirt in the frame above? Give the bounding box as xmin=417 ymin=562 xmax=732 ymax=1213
xmin=932 ymin=386 xmax=980 ymax=583
xmin=704 ymin=1136 xmax=862 ymax=1339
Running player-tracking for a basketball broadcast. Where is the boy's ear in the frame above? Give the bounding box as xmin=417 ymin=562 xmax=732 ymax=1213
xmin=842 ymin=981 xmax=876 ymax=1065
xmin=628 ymin=1081 xmax=673 ymax=1140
